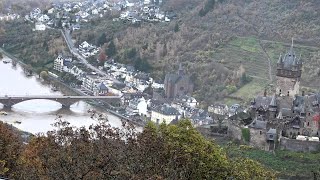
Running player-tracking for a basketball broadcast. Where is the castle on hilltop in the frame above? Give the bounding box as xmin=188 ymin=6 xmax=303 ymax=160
xmin=228 ymin=40 xmax=320 ymax=152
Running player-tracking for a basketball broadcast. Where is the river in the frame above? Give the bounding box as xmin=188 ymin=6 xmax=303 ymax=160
xmin=0 ymin=55 xmax=123 ymax=134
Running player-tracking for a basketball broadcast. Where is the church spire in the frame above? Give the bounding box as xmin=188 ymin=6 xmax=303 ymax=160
xmin=270 ymin=94 xmax=277 ymax=107
xmin=289 ymin=37 xmax=295 ymax=56
xmin=178 ymin=63 xmax=184 ymax=75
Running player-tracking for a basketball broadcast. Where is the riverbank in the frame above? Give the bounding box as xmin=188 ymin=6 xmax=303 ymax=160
xmin=0 ymin=48 xmax=145 ymax=127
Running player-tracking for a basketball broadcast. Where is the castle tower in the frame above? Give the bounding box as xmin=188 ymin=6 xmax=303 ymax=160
xmin=268 ymin=94 xmax=277 ymax=119
xmin=276 ymin=39 xmax=302 ymax=97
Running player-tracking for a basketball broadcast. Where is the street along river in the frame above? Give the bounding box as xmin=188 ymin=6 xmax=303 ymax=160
xmin=0 ymin=55 xmax=122 ymax=134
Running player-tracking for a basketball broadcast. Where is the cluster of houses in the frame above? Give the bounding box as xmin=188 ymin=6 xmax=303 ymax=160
xmin=0 ymin=13 xmax=20 ymax=21
xmin=78 ymin=41 xmax=99 ymax=58
xmin=53 ymin=53 xmax=215 ymax=126
xmin=53 ymin=54 xmax=85 ymax=79
xmin=24 ymin=8 xmax=50 ymax=31
xmin=24 ymin=1 xmax=111 ymax=31
xmin=118 ymin=0 xmax=175 ymax=23
xmin=21 ymin=0 xmax=175 ymax=31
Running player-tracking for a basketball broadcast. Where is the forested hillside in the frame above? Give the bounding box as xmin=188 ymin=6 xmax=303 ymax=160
xmin=109 ymin=0 xmax=320 ymax=104
xmin=2 ymin=0 xmax=320 ymax=104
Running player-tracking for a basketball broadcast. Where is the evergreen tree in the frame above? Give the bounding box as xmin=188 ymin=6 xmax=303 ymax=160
xmin=97 ymin=33 xmax=107 ymax=46
xmin=106 ymin=40 xmax=116 ymax=57
xmin=174 ymin=22 xmax=179 ymax=32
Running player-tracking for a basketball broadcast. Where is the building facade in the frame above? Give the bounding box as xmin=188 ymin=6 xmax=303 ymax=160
xmin=53 ymin=55 xmax=64 ymax=72
xmin=276 ymin=42 xmax=302 ymax=97
xmin=151 ymin=104 xmax=180 ymax=124
xmin=164 ymin=64 xmax=193 ymax=99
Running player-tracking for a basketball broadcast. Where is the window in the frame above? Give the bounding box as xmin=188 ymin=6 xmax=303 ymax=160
xmin=259 ymin=131 xmax=262 ymax=135
xmin=307 ymin=122 xmax=310 ymax=126
xmin=269 ymin=135 xmax=273 ymax=139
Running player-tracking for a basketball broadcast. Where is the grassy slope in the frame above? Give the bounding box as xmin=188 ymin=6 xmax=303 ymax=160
xmin=217 ymin=36 xmax=320 ymax=100
xmin=225 ymin=144 xmax=320 ymax=179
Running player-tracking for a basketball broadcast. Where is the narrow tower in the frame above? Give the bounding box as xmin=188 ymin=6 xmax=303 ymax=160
xmin=276 ymin=39 xmax=302 ymax=97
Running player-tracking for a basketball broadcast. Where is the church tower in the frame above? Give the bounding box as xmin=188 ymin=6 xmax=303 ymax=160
xmin=276 ymin=39 xmax=302 ymax=97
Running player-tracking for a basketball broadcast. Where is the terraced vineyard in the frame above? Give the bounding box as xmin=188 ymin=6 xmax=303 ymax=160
xmin=213 ymin=36 xmax=320 ymax=100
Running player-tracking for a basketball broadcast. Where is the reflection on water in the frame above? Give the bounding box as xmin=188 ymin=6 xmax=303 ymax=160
xmin=0 ymin=56 xmax=122 ymax=134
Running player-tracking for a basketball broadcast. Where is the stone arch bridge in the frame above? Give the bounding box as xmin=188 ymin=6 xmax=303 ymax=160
xmin=0 ymin=95 xmax=120 ymax=109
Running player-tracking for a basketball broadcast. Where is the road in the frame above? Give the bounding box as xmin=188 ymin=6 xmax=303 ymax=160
xmin=61 ymin=29 xmax=121 ymax=84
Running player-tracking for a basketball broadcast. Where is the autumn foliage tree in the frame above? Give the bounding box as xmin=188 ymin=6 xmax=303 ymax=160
xmin=0 ymin=121 xmax=23 ymax=177
xmin=1 ymin=112 xmax=275 ymax=179
xmin=98 ymin=50 xmax=107 ymax=64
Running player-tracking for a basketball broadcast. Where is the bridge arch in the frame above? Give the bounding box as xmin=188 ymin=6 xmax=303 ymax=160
xmin=0 ymin=98 xmax=80 ymax=109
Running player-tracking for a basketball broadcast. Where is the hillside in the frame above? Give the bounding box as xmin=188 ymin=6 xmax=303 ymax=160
xmin=106 ymin=0 xmax=320 ymax=104
xmin=2 ymin=0 xmax=320 ymax=105
xmin=0 ymin=20 xmax=69 ymax=73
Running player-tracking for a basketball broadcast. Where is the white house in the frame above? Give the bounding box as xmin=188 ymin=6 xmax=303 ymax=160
xmin=151 ymin=104 xmax=180 ymax=124
xmin=72 ymin=24 xmax=80 ymax=31
xmin=82 ymin=75 xmax=99 ymax=93
xmin=208 ymin=103 xmax=229 ymax=116
xmin=38 ymin=14 xmax=50 ymax=22
xmin=53 ymin=55 xmax=64 ymax=72
xmin=35 ymin=22 xmax=46 ymax=31
xmin=126 ymin=97 xmax=148 ymax=117
xmin=47 ymin=8 xmax=55 ymax=14
xmin=92 ymin=9 xmax=99 ymax=15
xmin=144 ymin=0 xmax=151 ymax=5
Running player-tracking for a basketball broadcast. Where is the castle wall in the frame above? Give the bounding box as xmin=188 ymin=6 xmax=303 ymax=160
xmin=227 ymin=121 xmax=269 ymax=150
xmin=227 ymin=121 xmax=242 ymax=142
xmin=280 ymin=137 xmax=320 ymax=152
xmin=249 ymin=128 xmax=269 ymax=151
xmin=276 ymin=76 xmax=300 ymax=97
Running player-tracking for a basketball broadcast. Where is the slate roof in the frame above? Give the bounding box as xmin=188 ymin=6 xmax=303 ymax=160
xmin=249 ymin=118 xmax=267 ymax=129
xmin=190 ymin=109 xmax=212 ymax=122
xmin=280 ymin=108 xmax=293 ymax=117
xmin=252 ymin=96 xmax=272 ymax=110
xmin=270 ymin=94 xmax=277 ymax=107
xmin=98 ymin=82 xmax=108 ymax=91
xmin=229 ymin=112 xmax=251 ymax=121
xmin=267 ymin=128 xmax=277 ymax=135
xmin=278 ymin=45 xmax=302 ymax=70
xmin=152 ymin=104 xmax=180 ymax=116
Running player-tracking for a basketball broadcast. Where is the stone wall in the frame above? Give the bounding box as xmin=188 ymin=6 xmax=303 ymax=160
xmin=249 ymin=128 xmax=269 ymax=151
xmin=227 ymin=121 xmax=242 ymax=142
xmin=276 ymin=76 xmax=300 ymax=97
xmin=227 ymin=120 xmax=271 ymax=150
xmin=280 ymin=137 xmax=320 ymax=152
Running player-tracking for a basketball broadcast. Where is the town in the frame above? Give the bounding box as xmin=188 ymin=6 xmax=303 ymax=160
xmin=1 ymin=0 xmax=320 ymax=154
xmin=1 ymin=0 xmax=210 ymax=127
